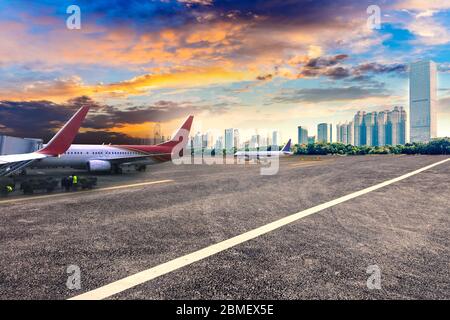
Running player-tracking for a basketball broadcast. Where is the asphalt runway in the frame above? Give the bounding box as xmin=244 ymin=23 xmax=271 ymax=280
xmin=0 ymin=155 xmax=449 ymax=299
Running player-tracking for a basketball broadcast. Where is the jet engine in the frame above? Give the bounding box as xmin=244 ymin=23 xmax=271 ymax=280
xmin=87 ymin=160 xmax=112 ymax=172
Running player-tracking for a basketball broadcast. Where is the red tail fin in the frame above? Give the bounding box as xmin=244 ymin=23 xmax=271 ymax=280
xmin=37 ymin=106 xmax=90 ymax=156
xmin=158 ymin=115 xmax=193 ymax=148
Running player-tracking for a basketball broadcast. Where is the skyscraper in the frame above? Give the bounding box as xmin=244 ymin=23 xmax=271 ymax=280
xmin=387 ymin=107 xmax=401 ymax=145
xmin=272 ymin=130 xmax=280 ymax=148
xmin=250 ymin=134 xmax=260 ymax=148
xmin=346 ymin=122 xmax=354 ymax=145
xmin=317 ymin=123 xmax=332 ymax=143
xmin=386 ymin=106 xmax=407 ymax=145
xmin=224 ymin=128 xmax=234 ymax=150
xmin=353 ymin=111 xmax=365 ymax=146
xmin=409 ymin=60 xmax=437 ymax=142
xmin=364 ymin=112 xmax=378 ymax=147
xmin=297 ymin=126 xmax=308 ymax=144
xmin=215 ymin=136 xmax=223 ymax=151
xmin=377 ymin=111 xmax=387 ymax=146
xmin=194 ymin=132 xmax=202 ymax=149
xmin=399 ymin=107 xmax=407 ymax=145
xmin=233 ymin=129 xmax=240 ymax=149
xmin=202 ymin=132 xmax=214 ymax=149
xmin=336 ymin=122 xmax=354 ymax=145
xmin=350 ymin=107 xmax=406 ymax=146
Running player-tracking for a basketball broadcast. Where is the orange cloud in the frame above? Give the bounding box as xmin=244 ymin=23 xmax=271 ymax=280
xmin=0 ymin=67 xmax=256 ymax=101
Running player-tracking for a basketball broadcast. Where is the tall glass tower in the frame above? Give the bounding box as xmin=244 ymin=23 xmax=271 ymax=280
xmin=409 ymin=60 xmax=437 ymax=143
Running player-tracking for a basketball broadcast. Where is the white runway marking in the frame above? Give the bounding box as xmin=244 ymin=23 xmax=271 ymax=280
xmin=0 ymin=179 xmax=173 ymax=205
xmin=69 ymin=157 xmax=450 ymax=300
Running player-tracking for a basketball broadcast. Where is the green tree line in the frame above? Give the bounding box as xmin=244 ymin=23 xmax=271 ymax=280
xmin=293 ymin=138 xmax=450 ymax=155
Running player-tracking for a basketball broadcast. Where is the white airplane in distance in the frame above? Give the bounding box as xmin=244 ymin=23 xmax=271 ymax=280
xmin=235 ymin=138 xmax=293 ymax=159
xmin=32 ymin=115 xmax=194 ymax=173
xmin=0 ymin=106 xmax=90 ymax=177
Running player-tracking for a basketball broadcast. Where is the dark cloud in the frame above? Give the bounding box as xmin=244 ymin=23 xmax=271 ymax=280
xmin=0 ymin=96 xmax=200 ymax=143
xmin=68 ymin=0 xmax=378 ymax=28
xmin=353 ymin=63 xmax=407 ymax=75
xmin=74 ymin=131 xmax=148 ymax=145
xmin=256 ymin=74 xmax=273 ymax=81
xmin=296 ymin=55 xmax=407 ymax=81
xmin=304 ymin=54 xmax=349 ymax=68
xmin=87 ymin=101 xmax=201 ymax=130
xmin=271 ymin=86 xmax=389 ymax=104
xmin=0 ymin=100 xmax=77 ymax=141
xmin=324 ymin=67 xmax=351 ymax=79
xmin=297 ymin=54 xmax=349 ymax=79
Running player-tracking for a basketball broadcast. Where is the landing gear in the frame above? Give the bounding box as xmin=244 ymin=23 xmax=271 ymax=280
xmin=136 ymin=165 xmax=146 ymax=172
xmin=112 ymin=164 xmax=123 ymax=174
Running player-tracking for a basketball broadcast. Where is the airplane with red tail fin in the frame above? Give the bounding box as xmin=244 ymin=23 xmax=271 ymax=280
xmin=33 ymin=115 xmax=194 ymax=173
xmin=0 ymin=106 xmax=90 ymax=177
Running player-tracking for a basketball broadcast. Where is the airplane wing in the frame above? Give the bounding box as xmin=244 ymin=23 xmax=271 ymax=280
xmin=0 ymin=105 xmax=90 ymax=176
xmin=104 ymin=153 xmax=173 ymax=166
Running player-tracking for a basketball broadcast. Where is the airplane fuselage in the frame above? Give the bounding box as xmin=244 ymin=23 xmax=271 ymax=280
xmin=234 ymin=151 xmax=293 ymax=158
xmin=34 ymin=144 xmax=169 ymax=170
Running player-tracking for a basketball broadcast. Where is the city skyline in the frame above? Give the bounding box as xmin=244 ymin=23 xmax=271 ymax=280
xmin=0 ymin=1 xmax=449 ymax=144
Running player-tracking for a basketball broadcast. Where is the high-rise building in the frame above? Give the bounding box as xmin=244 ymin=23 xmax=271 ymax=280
xmin=297 ymin=126 xmax=308 ymax=145
xmin=317 ymin=123 xmax=332 ymax=143
xmin=353 ymin=111 xmax=365 ymax=146
xmin=215 ymin=136 xmax=223 ymax=151
xmin=399 ymin=107 xmax=407 ymax=145
xmin=259 ymin=136 xmax=266 ymax=147
xmin=387 ymin=107 xmax=399 ymax=145
xmin=336 ymin=122 xmax=353 ymax=145
xmin=336 ymin=123 xmax=346 ymax=144
xmin=346 ymin=122 xmax=354 ymax=145
xmin=272 ymin=131 xmax=280 ymax=148
xmin=409 ymin=60 xmax=437 ymax=142
xmin=336 ymin=124 xmax=341 ymax=143
xmin=224 ymin=128 xmax=234 ymax=150
xmin=349 ymin=107 xmax=406 ymax=146
xmin=250 ymin=134 xmax=261 ymax=148
xmin=194 ymin=132 xmax=202 ymax=149
xmin=201 ymin=132 xmax=214 ymax=149
xmin=377 ymin=111 xmax=388 ymax=146
xmin=364 ymin=112 xmax=378 ymax=147
xmin=233 ymin=129 xmax=240 ymax=149
xmin=153 ymin=122 xmax=162 ymax=145
xmin=329 ymin=123 xmax=333 ymax=142
xmin=386 ymin=106 xmax=407 ymax=145
xmin=307 ymin=136 xmax=316 ymax=144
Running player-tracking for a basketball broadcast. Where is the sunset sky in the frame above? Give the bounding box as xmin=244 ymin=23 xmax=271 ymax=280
xmin=0 ymin=0 xmax=449 ymax=143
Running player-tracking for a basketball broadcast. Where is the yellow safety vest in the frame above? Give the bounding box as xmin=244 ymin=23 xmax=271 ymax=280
xmin=73 ymin=176 xmax=78 ymax=184
xmin=6 ymin=185 xmax=13 ymax=193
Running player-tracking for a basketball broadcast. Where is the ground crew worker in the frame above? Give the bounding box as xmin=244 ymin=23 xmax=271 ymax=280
xmin=72 ymin=175 xmax=78 ymax=190
xmin=67 ymin=176 xmax=73 ymax=191
xmin=61 ymin=177 xmax=69 ymax=191
xmin=6 ymin=185 xmax=13 ymax=193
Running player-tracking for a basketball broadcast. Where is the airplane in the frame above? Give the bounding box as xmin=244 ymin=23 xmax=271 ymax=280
xmin=0 ymin=106 xmax=90 ymax=177
xmin=32 ymin=115 xmax=194 ymax=173
xmin=234 ymin=138 xmax=292 ymax=160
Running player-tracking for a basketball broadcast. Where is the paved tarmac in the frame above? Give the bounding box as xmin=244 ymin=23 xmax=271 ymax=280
xmin=0 ymin=155 xmax=448 ymax=299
